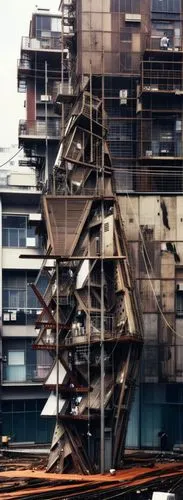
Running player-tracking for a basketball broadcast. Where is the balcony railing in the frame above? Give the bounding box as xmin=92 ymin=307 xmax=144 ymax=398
xmin=3 ymin=364 xmax=51 ymax=383
xmin=55 ymin=82 xmax=74 ymax=99
xmin=21 ymin=36 xmax=61 ymax=52
xmin=65 ymin=315 xmax=116 ymax=346
xmin=3 ymin=308 xmax=42 ymax=326
xmin=19 ymin=120 xmax=60 ymax=140
xmin=146 ymin=37 xmax=182 ymax=51
xmin=140 ymin=141 xmax=183 ymax=159
xmin=141 ymin=68 xmax=183 ymax=93
xmin=141 ymin=82 xmax=183 ymax=93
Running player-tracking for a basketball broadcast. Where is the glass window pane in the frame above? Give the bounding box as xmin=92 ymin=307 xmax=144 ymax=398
xmin=36 ymin=16 xmax=41 ymax=30
xmin=9 ymin=229 xmax=18 ymax=247
xmin=27 ymin=226 xmax=35 ymax=238
xmin=12 ymin=412 xmax=25 ymax=441
xmin=25 ymin=400 xmax=36 ymax=411
xmin=2 ymin=216 xmax=26 ymax=229
xmin=42 ymin=16 xmax=51 ymax=30
xmin=27 ymin=287 xmax=38 ymax=308
xmin=13 ymin=400 xmax=25 ymax=412
xmin=25 ymin=412 xmax=36 ymax=441
xmin=51 ymin=17 xmax=60 ymax=32
xmin=9 ymin=290 xmax=19 ymax=308
xmin=8 ymin=351 xmax=25 ymax=366
xmin=2 ymin=290 xmax=9 ymax=307
xmin=19 ymin=290 xmax=26 ymax=308
xmin=2 ymin=228 xmax=8 ymax=246
xmin=2 ymin=401 xmax=12 ymax=412
xmin=19 ymin=229 xmax=26 ymax=247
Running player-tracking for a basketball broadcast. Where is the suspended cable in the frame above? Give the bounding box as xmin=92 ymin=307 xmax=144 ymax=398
xmin=0 ymin=146 xmax=24 ymax=168
xmin=111 ymin=167 xmax=183 ymax=176
xmin=126 ymin=193 xmax=183 ymax=340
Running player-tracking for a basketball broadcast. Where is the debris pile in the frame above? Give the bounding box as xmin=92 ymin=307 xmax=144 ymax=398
xmin=0 ymin=455 xmax=183 ymax=499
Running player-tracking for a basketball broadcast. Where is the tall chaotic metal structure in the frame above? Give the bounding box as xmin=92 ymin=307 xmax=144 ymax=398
xmin=27 ymin=0 xmax=143 ymax=473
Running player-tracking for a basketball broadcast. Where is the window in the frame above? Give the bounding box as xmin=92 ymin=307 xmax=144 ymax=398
xmin=152 ymin=0 xmax=180 ymax=13
xmin=8 ymin=351 xmax=25 ymax=366
xmin=2 ymin=399 xmax=54 ymax=443
xmin=7 ymin=350 xmax=25 ymax=382
xmin=36 ymin=15 xmax=60 ymax=38
xmin=51 ymin=17 xmax=61 ymax=32
xmin=2 ymin=215 xmax=39 ymax=248
xmin=2 ymin=271 xmax=48 ymax=324
xmin=36 ymin=15 xmax=51 ymax=37
xmin=119 ymin=0 xmax=140 ymax=13
xmin=176 ymin=288 xmax=183 ymax=316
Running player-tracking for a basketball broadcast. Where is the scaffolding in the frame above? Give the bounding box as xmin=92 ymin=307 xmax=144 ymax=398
xmin=27 ymin=75 xmax=143 ymax=472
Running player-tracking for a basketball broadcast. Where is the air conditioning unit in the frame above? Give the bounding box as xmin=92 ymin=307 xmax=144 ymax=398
xmin=177 ymin=283 xmax=183 ymax=291
xmin=3 ymin=313 xmax=10 ymax=321
xmin=41 ymin=31 xmax=51 ymax=38
xmin=125 ymin=13 xmax=141 ymax=22
xmin=26 ymin=237 xmax=36 ymax=247
xmin=152 ymin=493 xmax=175 ymax=500
xmin=40 ymin=95 xmax=52 ymax=102
xmin=29 ymin=213 xmax=42 ymax=222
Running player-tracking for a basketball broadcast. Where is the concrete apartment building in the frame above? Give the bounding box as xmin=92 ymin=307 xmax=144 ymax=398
xmin=0 ymin=146 xmax=55 ymax=442
xmin=0 ymin=8 xmax=64 ymax=444
xmin=2 ymin=0 xmax=183 ymax=453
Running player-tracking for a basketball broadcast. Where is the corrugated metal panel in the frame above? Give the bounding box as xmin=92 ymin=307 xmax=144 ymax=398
xmin=161 ymin=252 xmax=175 ymax=279
xmin=118 ymin=196 xmax=139 ymax=241
xmin=161 ymin=280 xmax=175 ymax=313
xmin=175 ymin=319 xmax=183 ymax=382
xmin=143 ymin=313 xmax=158 ymax=343
xmin=176 ymin=196 xmax=183 ymax=239
xmin=44 ymin=197 xmax=92 ymax=255
xmin=160 ymin=197 xmax=176 ymax=242
xmin=140 ymin=279 xmax=160 ymax=313
xmin=139 ymin=196 xmax=161 ymax=241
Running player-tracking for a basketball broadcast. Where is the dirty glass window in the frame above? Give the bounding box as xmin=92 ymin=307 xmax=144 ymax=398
xmin=152 ymin=0 xmax=180 ymax=13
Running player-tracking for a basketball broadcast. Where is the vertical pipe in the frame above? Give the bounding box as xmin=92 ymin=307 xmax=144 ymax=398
xmin=45 ymin=60 xmax=48 ymax=185
xmin=90 ymin=61 xmax=93 ymax=164
xmin=61 ymin=3 xmax=65 ymax=142
xmin=100 ymin=45 xmax=105 ymax=473
xmin=56 ymin=259 xmax=59 ymax=422
xmin=100 ymin=199 xmax=105 ymax=474
xmin=0 ymin=197 xmax=2 ymax=443
xmin=87 ymin=257 xmax=91 ymax=457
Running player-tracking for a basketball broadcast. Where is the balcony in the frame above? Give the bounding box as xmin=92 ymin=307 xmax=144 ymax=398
xmin=18 ymin=120 xmax=60 ymax=140
xmin=65 ymin=314 xmax=116 ymax=346
xmin=21 ymin=36 xmax=61 ymax=52
xmin=3 ymin=363 xmax=50 ymax=384
xmin=2 ymin=309 xmax=41 ymax=326
xmin=140 ymin=140 xmax=183 ymax=160
xmin=141 ymin=68 xmax=183 ymax=94
xmin=55 ymin=82 xmax=74 ymax=103
xmin=145 ymin=36 xmax=182 ymax=52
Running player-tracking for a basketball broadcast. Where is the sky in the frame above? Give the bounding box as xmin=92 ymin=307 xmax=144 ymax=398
xmin=0 ymin=0 xmax=59 ymax=147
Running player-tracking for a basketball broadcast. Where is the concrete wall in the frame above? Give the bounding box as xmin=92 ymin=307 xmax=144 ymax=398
xmin=118 ymin=194 xmax=183 ymax=383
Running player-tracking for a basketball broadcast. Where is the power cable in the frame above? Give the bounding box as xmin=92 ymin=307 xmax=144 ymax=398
xmin=126 ymin=193 xmax=183 ymax=340
xmin=0 ymin=146 xmax=24 ymax=168
xmin=111 ymin=168 xmax=183 ymax=176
